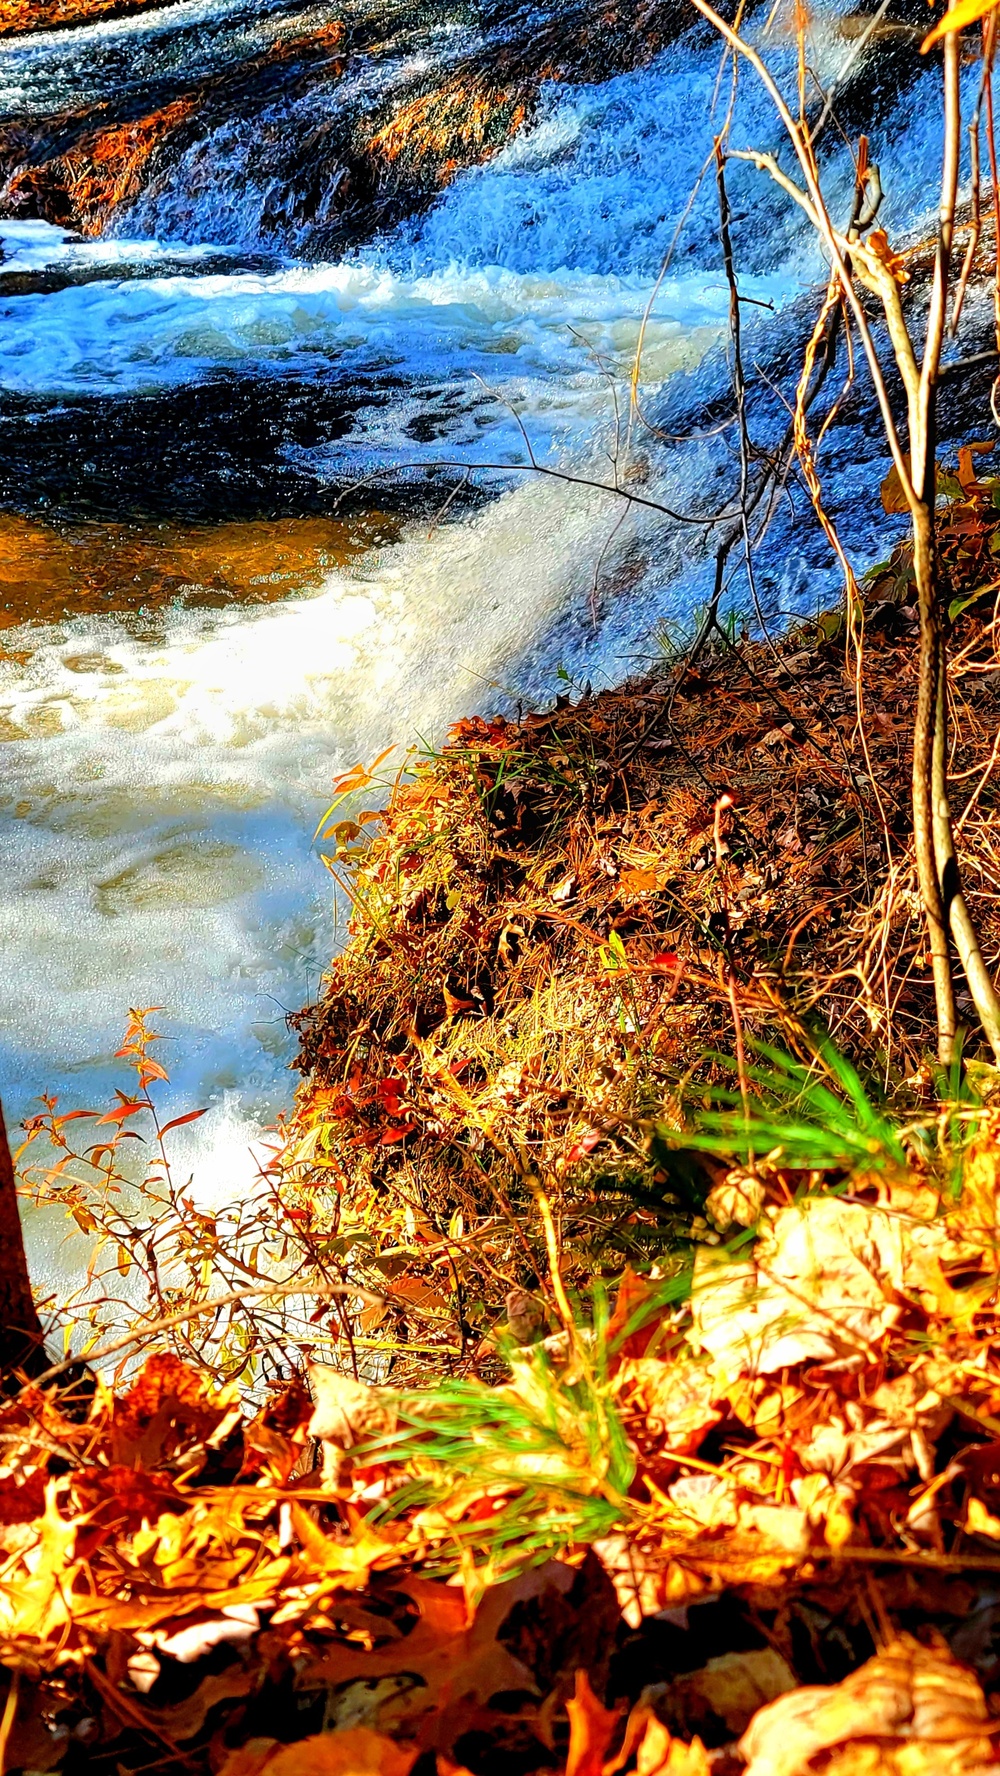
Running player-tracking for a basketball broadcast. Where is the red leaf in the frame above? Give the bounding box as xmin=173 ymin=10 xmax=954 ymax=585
xmin=380 ymin=1124 xmax=417 ymax=1145
xmin=566 ymin=1128 xmax=603 ymax=1164
xmin=650 ymin=952 xmax=680 ymax=971
xmin=159 ymin=1109 xmax=208 ymax=1137
xmin=96 ymin=1102 xmax=146 ymax=1126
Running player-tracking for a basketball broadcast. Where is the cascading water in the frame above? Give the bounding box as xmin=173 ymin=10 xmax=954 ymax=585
xmin=0 ymin=0 xmax=985 ymax=1294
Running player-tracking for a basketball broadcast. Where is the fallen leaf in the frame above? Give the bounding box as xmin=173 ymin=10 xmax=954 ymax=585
xmin=880 ymin=461 xmax=911 ymax=514
xmin=619 ymin=868 xmax=659 ymax=896
xmin=626 ymin=1715 xmax=711 ymax=1776
xmin=308 ymin=1365 xmax=398 ymax=1486
xmin=219 ymin=1728 xmax=417 ymax=1776
xmin=110 ymin=1354 xmax=240 ymax=1471
xmin=614 ymin=1357 xmax=722 ymax=1457
xmin=688 ymin=1197 xmax=922 ymax=1378
xmin=296 ymin=1568 xmax=544 ymax=1750
xmin=739 ymin=1636 xmax=998 ymax=1776
xmin=865 ymin=227 xmax=909 ymax=284
xmin=662 ymin=1647 xmax=797 ymax=1739
xmin=704 ymin=1168 xmax=764 ymax=1231
xmin=566 ymin=1668 xmax=620 ymax=1776
xmin=967 ymin=1495 xmax=1000 ymax=1540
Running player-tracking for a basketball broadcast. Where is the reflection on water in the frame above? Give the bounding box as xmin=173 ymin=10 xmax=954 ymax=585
xmin=0 ymin=509 xmax=400 ymax=629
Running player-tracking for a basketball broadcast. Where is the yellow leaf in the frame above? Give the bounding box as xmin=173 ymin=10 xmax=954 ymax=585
xmin=629 ymin=1717 xmax=711 ymax=1776
xmin=967 ymin=1495 xmax=1000 ymax=1539
xmin=880 ymin=460 xmax=911 ymax=513
xmin=958 ymin=439 xmax=995 ymax=489
xmin=922 ymin=0 xmax=999 ymax=52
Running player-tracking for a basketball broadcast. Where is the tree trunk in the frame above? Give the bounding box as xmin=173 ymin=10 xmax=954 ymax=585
xmin=913 ymin=18 xmax=1000 ymax=1068
xmin=0 ymin=1096 xmax=44 ymax=1382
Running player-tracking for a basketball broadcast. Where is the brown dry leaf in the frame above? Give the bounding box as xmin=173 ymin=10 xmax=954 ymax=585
xmin=0 ymin=1470 xmax=45 ymax=1526
xmin=243 ymin=1378 xmax=315 ymax=1483
xmin=614 ymin=1357 xmax=722 ymax=1456
xmin=309 ymin=1366 xmax=398 ymax=1447
xmin=281 ymin=1503 xmax=404 ymax=1594
xmin=308 ymin=1364 xmax=399 ymax=1486
xmin=109 ymin=1353 xmax=241 ymax=1470
xmin=688 ymin=1197 xmax=948 ymax=1379
xmin=880 ymin=462 xmax=911 ymax=514
xmin=792 ymin=1473 xmax=855 ymax=1551
xmin=794 ymin=1368 xmax=953 ymax=1483
xmin=566 ymin=1668 xmax=620 ymax=1776
xmin=146 ymin=1663 xmax=256 ymax=1742
xmin=296 ymin=1567 xmax=547 ymax=1749
xmin=880 ymin=1176 xmax=940 ymax=1222
xmin=704 ymin=1168 xmax=764 ymax=1231
xmin=662 ymin=1647 xmax=797 ymax=1740
xmin=219 ymin=1729 xmax=418 ymax=1776
xmin=956 ymin=1122 xmax=1000 ymax=1247
xmin=607 ymin=1268 xmax=663 ymax=1361
xmin=865 ymin=227 xmax=909 ymax=284
xmin=739 ymin=1635 xmax=999 ymax=1776
xmin=592 ymin=1537 xmax=707 ymax=1622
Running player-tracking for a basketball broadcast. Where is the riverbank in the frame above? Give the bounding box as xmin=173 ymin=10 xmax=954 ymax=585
xmin=285 ymin=461 xmax=1000 ymax=1374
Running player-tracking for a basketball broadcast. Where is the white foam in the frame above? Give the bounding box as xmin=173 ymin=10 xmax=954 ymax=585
xmin=0 ymin=218 xmax=239 ymax=273
xmin=0 ymin=254 xmax=776 ymax=400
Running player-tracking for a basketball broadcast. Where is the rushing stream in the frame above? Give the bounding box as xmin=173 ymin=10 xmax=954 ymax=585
xmin=0 ymin=0 xmax=985 ymax=1290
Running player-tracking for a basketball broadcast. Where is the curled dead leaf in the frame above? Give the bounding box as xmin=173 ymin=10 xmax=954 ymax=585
xmin=660 ymin=1647 xmax=797 ymax=1740
xmin=865 ymin=227 xmax=910 ymax=284
xmin=739 ymin=1635 xmax=998 ymax=1776
xmin=308 ymin=1364 xmax=398 ymax=1487
xmin=704 ymin=1168 xmax=764 ymax=1231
